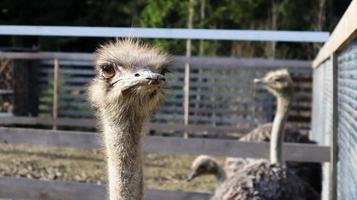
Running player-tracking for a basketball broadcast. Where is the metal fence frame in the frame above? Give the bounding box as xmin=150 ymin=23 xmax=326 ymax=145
xmin=0 ymin=25 xmax=329 ymax=42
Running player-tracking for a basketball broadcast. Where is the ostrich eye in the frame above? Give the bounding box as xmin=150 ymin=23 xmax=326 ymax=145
xmin=101 ymin=65 xmax=116 ymax=79
xmin=273 ymin=77 xmax=283 ymax=82
xmin=198 ymin=165 xmax=206 ymax=171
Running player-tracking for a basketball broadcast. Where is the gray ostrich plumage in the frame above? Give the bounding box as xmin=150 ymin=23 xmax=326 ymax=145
xmin=225 ymin=124 xmax=322 ymax=194
xmin=212 ymin=161 xmax=319 ymax=200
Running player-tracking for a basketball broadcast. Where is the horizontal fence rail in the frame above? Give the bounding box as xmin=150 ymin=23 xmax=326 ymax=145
xmin=0 ymin=116 xmax=246 ymax=133
xmin=0 ymin=52 xmax=312 ymax=67
xmin=0 ymin=176 xmax=210 ymax=200
xmin=0 ymin=25 xmax=329 ymax=42
xmin=0 ymin=126 xmax=330 ymax=162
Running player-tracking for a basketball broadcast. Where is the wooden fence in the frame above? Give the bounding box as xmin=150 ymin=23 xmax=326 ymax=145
xmin=1 ymin=52 xmax=312 ymax=133
xmin=0 ymin=119 xmax=329 ymax=162
xmin=0 ymin=52 xmax=318 ymax=199
xmin=0 ymin=116 xmax=329 ymax=199
xmin=0 ymin=176 xmax=210 ymax=200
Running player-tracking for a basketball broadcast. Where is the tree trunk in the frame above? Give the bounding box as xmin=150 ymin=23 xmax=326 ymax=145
xmin=270 ymin=0 xmax=278 ymax=59
xmin=184 ymin=0 xmax=195 ymax=138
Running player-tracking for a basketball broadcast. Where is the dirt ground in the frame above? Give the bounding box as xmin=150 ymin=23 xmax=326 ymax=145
xmin=0 ymin=143 xmax=223 ymax=193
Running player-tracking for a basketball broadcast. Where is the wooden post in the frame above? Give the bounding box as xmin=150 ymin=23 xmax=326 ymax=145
xmin=184 ymin=0 xmax=195 ymax=139
xmin=199 ymin=0 xmax=206 ymax=55
xmin=330 ymin=53 xmax=338 ymax=200
xmin=184 ymin=60 xmax=190 ymax=139
xmin=52 ymin=58 xmax=59 ymax=130
xmin=194 ymin=0 xmax=206 ymax=119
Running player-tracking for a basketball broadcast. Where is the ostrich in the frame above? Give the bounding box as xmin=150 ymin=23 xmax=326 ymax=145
xmin=88 ymin=39 xmax=168 ymax=200
xmin=225 ymin=70 xmax=321 ymax=193
xmin=211 ymin=69 xmax=320 ymax=200
xmin=187 ymin=155 xmax=227 ymax=189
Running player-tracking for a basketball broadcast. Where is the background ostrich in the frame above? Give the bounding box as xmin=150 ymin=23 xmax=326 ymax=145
xmin=88 ymin=39 xmax=168 ymax=200
xmin=225 ymin=71 xmax=321 ymax=193
xmin=211 ymin=69 xmax=319 ymax=200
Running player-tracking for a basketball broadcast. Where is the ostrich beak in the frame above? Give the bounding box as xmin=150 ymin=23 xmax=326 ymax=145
xmin=113 ymin=71 xmax=166 ymax=91
xmin=253 ymin=78 xmax=263 ymax=84
xmin=146 ymin=74 xmax=166 ymax=85
xmin=253 ymin=78 xmax=268 ymax=85
xmin=187 ymin=171 xmax=197 ymax=182
xmin=136 ymin=70 xmax=166 ymax=85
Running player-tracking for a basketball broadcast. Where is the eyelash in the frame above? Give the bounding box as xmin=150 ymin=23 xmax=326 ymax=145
xmin=160 ymin=68 xmax=169 ymax=75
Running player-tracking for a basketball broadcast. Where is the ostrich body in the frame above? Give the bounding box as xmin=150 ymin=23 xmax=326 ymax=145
xmin=212 ymin=69 xmax=319 ymax=200
xmin=187 ymin=157 xmax=318 ymax=200
xmin=212 ymin=161 xmax=318 ymax=200
xmin=225 ymin=124 xmax=322 ymax=193
xmin=187 ymin=155 xmax=227 ymax=188
xmin=88 ymin=40 xmax=168 ymax=200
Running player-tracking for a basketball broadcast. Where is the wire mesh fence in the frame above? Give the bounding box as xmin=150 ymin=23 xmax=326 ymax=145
xmin=312 ymin=38 xmax=357 ymax=199
xmin=311 ymin=57 xmax=333 ymax=200
xmin=311 ymin=59 xmax=333 ymax=145
xmin=337 ymin=39 xmax=357 ymax=200
xmin=1 ymin=54 xmax=311 ymax=135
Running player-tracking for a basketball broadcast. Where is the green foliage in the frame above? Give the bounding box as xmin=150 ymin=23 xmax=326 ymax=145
xmin=0 ymin=0 xmax=353 ymax=58
xmin=140 ymin=0 xmax=187 ymax=54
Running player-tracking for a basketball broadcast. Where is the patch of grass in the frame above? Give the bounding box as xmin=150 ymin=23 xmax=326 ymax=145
xmin=0 ymin=144 xmax=222 ymax=193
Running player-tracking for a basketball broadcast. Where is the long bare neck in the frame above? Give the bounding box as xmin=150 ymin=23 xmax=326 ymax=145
xmin=101 ymin=109 xmax=146 ymax=200
xmin=214 ymin=165 xmax=227 ymax=187
xmin=270 ymin=95 xmax=291 ymax=164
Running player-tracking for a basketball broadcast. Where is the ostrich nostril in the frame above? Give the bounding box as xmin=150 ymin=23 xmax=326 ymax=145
xmin=135 ymin=73 xmax=140 ymax=77
xmin=146 ymin=75 xmax=166 ymax=85
xmin=146 ymin=76 xmax=166 ymax=82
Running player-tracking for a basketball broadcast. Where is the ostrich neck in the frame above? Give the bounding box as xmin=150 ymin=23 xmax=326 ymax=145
xmin=215 ymin=166 xmax=227 ymax=187
xmin=270 ymin=95 xmax=291 ymax=165
xmin=101 ymin=110 xmax=145 ymax=200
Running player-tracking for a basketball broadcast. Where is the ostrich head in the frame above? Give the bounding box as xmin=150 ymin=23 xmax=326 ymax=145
xmin=88 ymin=39 xmax=169 ymax=119
xmin=187 ymin=155 xmax=222 ymax=181
xmin=254 ymin=69 xmax=294 ymax=98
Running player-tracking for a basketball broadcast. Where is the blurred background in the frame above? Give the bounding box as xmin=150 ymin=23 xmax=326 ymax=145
xmin=0 ymin=0 xmax=351 ymax=57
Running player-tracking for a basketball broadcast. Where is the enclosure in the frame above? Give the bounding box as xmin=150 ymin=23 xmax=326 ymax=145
xmin=311 ymin=1 xmax=357 ymax=199
xmin=0 ymin=1 xmax=356 ymax=200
